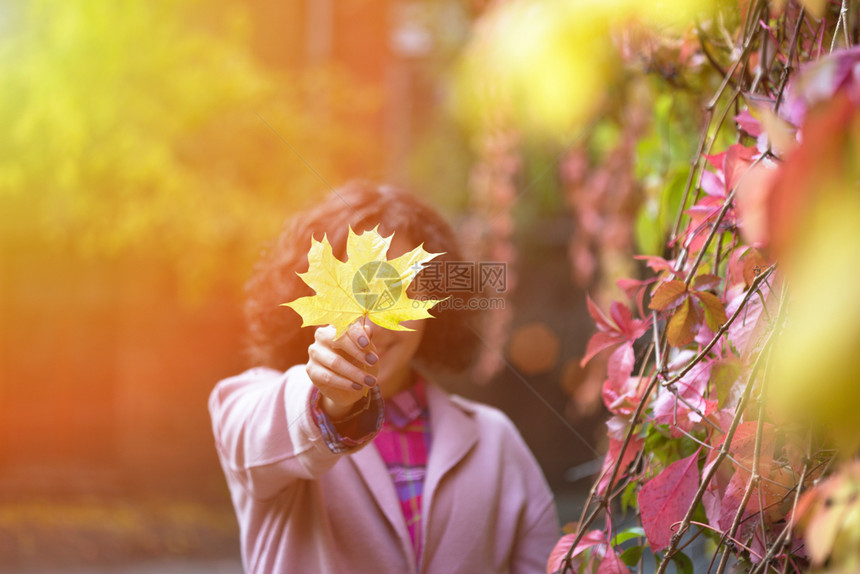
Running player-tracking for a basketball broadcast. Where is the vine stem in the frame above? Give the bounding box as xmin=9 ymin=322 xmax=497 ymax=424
xmin=670 ymin=0 xmax=764 ymax=250
xmin=654 ymin=284 xmax=788 ymax=574
xmin=558 ymin=378 xmax=660 ymax=573
xmin=715 ymin=398 xmax=768 ymax=574
xmin=748 ymin=432 xmax=813 ymax=574
xmin=830 ymin=0 xmax=852 ymax=53
xmin=662 ymin=264 xmax=775 ymax=387
xmin=686 ymin=521 xmax=769 ymax=564
xmin=773 ymin=6 xmax=806 ymax=116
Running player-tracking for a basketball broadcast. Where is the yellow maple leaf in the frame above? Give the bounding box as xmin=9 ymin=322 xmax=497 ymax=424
xmin=282 ymin=226 xmax=447 ymax=339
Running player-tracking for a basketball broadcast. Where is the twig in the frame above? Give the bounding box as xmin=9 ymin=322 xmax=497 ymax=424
xmin=830 ymin=0 xmax=851 ymax=53
xmin=749 ymin=434 xmax=812 ymax=574
xmin=662 ymin=264 xmax=775 ymax=387
xmin=559 ymin=376 xmax=660 ymax=573
xmin=773 ymin=6 xmax=807 ymax=115
xmin=654 ymin=281 xmax=787 ymax=574
xmin=654 ymin=335 xmax=769 ymax=574
xmin=715 ymin=398 xmax=769 ymax=574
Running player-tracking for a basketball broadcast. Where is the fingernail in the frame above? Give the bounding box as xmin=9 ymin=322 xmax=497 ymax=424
xmin=352 ymin=382 xmax=363 ymax=391
xmin=364 ymin=375 xmax=376 ymax=387
xmin=365 ymin=353 xmax=378 ymax=365
xmin=358 ymin=336 xmax=369 ymax=348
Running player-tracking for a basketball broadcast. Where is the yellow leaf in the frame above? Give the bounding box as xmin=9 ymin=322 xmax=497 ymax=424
xmin=282 ymin=226 xmax=446 ymax=339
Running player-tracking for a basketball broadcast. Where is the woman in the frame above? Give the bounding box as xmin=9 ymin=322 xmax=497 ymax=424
xmin=209 ymin=181 xmax=559 ymax=573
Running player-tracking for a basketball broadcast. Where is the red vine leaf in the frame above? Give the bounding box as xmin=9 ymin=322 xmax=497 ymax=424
xmin=726 ymin=289 xmax=768 ymax=356
xmin=638 ymin=452 xmax=700 ymax=552
xmin=735 ymin=109 xmax=763 ymax=137
xmin=603 ymin=376 xmax=648 ymax=417
xmin=546 ymin=530 xmax=606 ymax=574
xmin=649 ymin=280 xmax=688 ymax=311
xmin=652 ymin=361 xmax=717 ymax=435
xmin=666 ymin=298 xmax=699 ymax=347
xmin=741 ymin=249 xmax=769 ymax=287
xmin=597 ymin=435 xmax=644 ymax=495
xmin=597 ymin=547 xmax=629 ymax=574
xmin=581 ymin=296 xmax=649 ymax=367
xmin=607 ymin=343 xmax=635 ymax=385
xmin=692 ymin=273 xmax=721 ymax=292
xmin=582 ymin=332 xmax=625 ymax=366
xmin=718 ymin=470 xmax=761 ymax=542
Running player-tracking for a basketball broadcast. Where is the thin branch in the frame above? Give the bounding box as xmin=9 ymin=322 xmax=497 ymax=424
xmin=662 ymin=264 xmax=775 ymax=387
xmin=655 ymin=282 xmax=788 ymax=574
xmin=560 ymin=376 xmax=659 ymax=573
xmin=654 ymin=335 xmax=769 ymax=574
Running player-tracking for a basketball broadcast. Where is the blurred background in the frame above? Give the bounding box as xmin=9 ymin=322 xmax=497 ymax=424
xmin=0 ymin=0 xmax=705 ymax=571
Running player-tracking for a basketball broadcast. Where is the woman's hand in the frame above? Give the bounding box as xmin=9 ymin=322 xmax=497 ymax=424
xmin=306 ymin=320 xmax=379 ymax=419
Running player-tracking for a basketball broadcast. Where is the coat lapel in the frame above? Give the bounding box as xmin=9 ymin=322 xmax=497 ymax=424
xmin=424 ymin=383 xmax=478 ymax=495
xmin=349 ymin=383 xmax=479 ymax=574
xmin=350 ymin=435 xmax=417 ymax=571
xmin=420 ymin=384 xmax=478 ymax=572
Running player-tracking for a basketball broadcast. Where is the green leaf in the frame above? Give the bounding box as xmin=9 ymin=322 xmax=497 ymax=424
xmin=612 ymin=526 xmax=646 ymax=546
xmin=672 ymin=551 xmax=694 ymax=574
xmin=621 ymin=480 xmax=639 ymax=513
xmin=620 ymin=545 xmax=644 ymax=567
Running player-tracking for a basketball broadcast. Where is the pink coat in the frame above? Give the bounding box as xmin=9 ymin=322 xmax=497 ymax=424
xmin=209 ymin=365 xmax=560 ymax=574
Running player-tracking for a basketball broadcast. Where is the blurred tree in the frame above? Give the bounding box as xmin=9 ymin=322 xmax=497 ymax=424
xmin=0 ymin=0 xmax=379 ymax=296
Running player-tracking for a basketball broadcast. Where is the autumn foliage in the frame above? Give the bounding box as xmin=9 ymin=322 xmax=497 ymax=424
xmin=546 ymin=2 xmax=860 ymax=572
xmin=460 ymin=0 xmax=860 ymax=572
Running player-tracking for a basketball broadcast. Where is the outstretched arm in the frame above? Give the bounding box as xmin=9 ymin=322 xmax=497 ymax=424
xmin=209 ymin=321 xmax=381 ymax=500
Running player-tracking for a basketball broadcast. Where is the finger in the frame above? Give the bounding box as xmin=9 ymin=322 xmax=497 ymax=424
xmin=313 ymin=325 xmax=338 ymax=347
xmin=339 ymin=321 xmax=379 ymax=369
xmin=309 ymin=343 xmax=377 ymax=388
xmin=305 ymin=363 xmax=367 ymax=403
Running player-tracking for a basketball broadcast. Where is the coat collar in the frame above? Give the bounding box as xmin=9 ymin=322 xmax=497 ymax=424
xmin=348 ymin=381 xmax=479 ymax=572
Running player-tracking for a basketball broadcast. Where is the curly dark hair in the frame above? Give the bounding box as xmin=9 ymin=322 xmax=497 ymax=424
xmin=244 ymin=180 xmax=480 ymax=373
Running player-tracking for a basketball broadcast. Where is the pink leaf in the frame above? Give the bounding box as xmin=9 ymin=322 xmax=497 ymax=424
xmin=609 ymin=301 xmax=649 ymax=340
xmin=718 ymin=471 xmax=760 ymax=543
xmin=652 ymin=361 xmax=716 ymax=434
xmin=726 ymin=291 xmax=767 ymax=356
xmin=704 ymin=150 xmax=726 ymax=172
xmin=637 ymin=452 xmax=701 ymax=552
xmin=607 ymin=343 xmax=635 ymax=385
xmin=727 ymin=421 xmax=776 ymax=478
xmin=610 ymin=301 xmax=632 ymax=332
xmin=617 ymin=277 xmax=656 ymax=319
xmin=700 ymin=169 xmax=726 ymax=197
xmin=587 ymin=294 xmax=616 ymax=332
xmin=603 ymin=376 xmax=648 ymax=417
xmin=581 ymin=331 xmax=623 ymax=367
xmin=597 ymin=548 xmax=630 ymax=574
xmin=634 ymin=255 xmax=683 ymax=278
xmin=723 ymin=144 xmax=758 ymax=193
xmin=692 ymin=274 xmax=722 ymax=292
xmin=736 ymin=109 xmax=763 ymax=137
xmin=546 ymin=530 xmax=606 ymax=574
xmin=597 ymin=436 xmax=644 ymax=495
xmin=702 ymin=452 xmax=733 ymax=532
